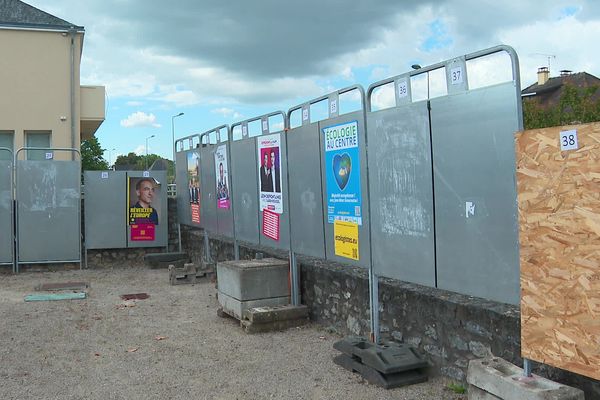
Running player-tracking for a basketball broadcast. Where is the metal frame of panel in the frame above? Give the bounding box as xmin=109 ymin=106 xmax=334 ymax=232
xmin=230 ymin=129 xmax=259 ymax=244
xmin=430 ymin=46 xmax=522 ymax=305
xmin=83 ymin=171 xmax=128 ymax=250
xmin=199 ymin=131 xmax=218 ymax=234
xmin=214 ymin=126 xmax=235 ymax=239
xmin=317 ymin=86 xmax=372 ymax=269
xmin=175 ymin=133 xmax=202 ymax=229
xmin=0 ymin=148 xmax=14 ymax=272
xmin=14 ymin=147 xmax=81 ymax=271
xmin=366 ymin=75 xmax=436 ymax=287
xmin=286 ymin=105 xmax=326 ymax=259
xmin=126 ymin=170 xmax=168 ymax=248
xmin=231 ymin=112 xmax=290 ymax=249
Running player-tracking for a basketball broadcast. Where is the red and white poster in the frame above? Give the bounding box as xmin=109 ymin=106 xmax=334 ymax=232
xmin=257 ymin=133 xmax=283 ymax=214
xmin=262 ymin=209 xmax=280 ymax=241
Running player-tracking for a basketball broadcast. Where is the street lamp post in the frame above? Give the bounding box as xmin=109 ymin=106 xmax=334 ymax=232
xmin=411 ymin=64 xmax=430 ymax=99
xmin=108 ymin=147 xmax=115 ymax=169
xmin=145 ymin=134 xmax=155 ymax=170
xmin=171 ymin=112 xmax=184 ymax=162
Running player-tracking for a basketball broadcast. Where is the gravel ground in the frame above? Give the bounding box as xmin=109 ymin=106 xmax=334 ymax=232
xmin=0 ymin=267 xmax=467 ymax=400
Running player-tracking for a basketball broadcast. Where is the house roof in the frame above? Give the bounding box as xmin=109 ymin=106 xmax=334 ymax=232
xmin=522 ymin=72 xmax=600 ymax=96
xmin=0 ymin=0 xmax=83 ymax=31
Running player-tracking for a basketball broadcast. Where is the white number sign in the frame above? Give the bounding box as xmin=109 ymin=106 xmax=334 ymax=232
xmin=330 ymin=99 xmax=338 ymax=114
xmin=560 ymin=129 xmax=579 ymax=151
xmin=450 ymin=66 xmax=464 ymax=85
xmin=262 ymin=120 xmax=269 ymax=132
xmin=242 ymin=125 xmax=248 ymax=137
xmin=396 ymin=80 xmax=408 ymax=98
xmin=302 ymin=108 xmax=309 ymax=121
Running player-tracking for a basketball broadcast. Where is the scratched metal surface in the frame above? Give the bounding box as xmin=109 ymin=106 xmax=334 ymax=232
xmin=0 ymin=159 xmax=12 ymax=263
xmin=366 ymin=101 xmax=436 ymax=286
xmin=431 ymin=82 xmax=520 ymax=305
xmin=287 ymin=123 xmax=325 ymax=258
xmin=231 ymin=137 xmax=259 ymax=245
xmin=16 ymin=160 xmax=80 ymax=262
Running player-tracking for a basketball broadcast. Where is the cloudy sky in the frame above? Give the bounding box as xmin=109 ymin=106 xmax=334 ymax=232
xmin=26 ymin=0 xmax=600 ymax=162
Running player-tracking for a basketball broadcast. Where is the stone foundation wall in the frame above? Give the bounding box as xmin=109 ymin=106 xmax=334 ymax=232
xmin=176 ymin=221 xmax=600 ymax=399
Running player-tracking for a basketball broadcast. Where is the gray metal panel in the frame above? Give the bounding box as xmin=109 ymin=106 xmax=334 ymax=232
xmin=84 ymin=171 xmax=127 ymax=249
xmin=287 ymin=123 xmax=325 ymax=258
xmin=175 ymin=150 xmax=192 ymax=227
xmin=0 ymin=159 xmax=12 ymax=264
xmin=430 ymin=82 xmax=520 ymax=305
xmin=126 ymin=171 xmax=168 ymax=248
xmin=367 ymin=102 xmax=435 ymax=286
xmin=231 ymin=138 xmax=259 ymax=244
xmin=258 ymin=131 xmax=290 ymax=250
xmin=319 ymin=111 xmax=371 ymax=268
xmin=17 ymin=160 xmax=80 ymax=262
xmin=201 ymin=145 xmax=217 ymax=233
xmin=216 ymin=142 xmax=234 ymax=238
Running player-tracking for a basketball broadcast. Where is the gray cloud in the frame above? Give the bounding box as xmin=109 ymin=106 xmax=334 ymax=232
xmin=80 ymin=0 xmax=443 ymax=78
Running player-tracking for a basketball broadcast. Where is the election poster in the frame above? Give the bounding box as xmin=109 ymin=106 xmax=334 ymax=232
xmin=127 ymin=176 xmax=161 ymax=241
xmin=187 ymin=151 xmax=200 ymax=223
xmin=323 ymin=120 xmax=362 ymax=225
xmin=257 ymin=133 xmax=283 ymax=214
xmin=334 ymin=220 xmax=359 ymax=260
xmin=214 ymin=145 xmax=230 ymax=209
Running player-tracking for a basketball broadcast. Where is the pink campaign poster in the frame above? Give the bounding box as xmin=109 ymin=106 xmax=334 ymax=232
xmin=214 ymin=145 xmax=230 ymax=209
xmin=257 ymin=133 xmax=283 ymax=214
xmin=128 ymin=176 xmax=161 ymax=241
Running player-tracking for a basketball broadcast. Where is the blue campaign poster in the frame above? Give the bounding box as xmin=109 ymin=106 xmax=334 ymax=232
xmin=323 ymin=120 xmax=362 ymax=225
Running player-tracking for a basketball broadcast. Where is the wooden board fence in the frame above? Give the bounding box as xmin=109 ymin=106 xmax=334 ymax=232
xmin=517 ymin=122 xmax=600 ymax=380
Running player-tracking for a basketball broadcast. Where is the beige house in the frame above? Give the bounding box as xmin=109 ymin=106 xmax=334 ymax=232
xmin=0 ymin=0 xmax=104 ymax=161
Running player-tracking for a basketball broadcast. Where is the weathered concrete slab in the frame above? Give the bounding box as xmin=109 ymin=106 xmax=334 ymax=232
xmin=35 ymin=281 xmax=89 ymax=291
xmin=243 ymin=304 xmax=308 ymax=323
xmin=240 ymin=316 xmax=309 ymax=334
xmin=467 ymin=358 xmax=584 ymax=400
xmin=217 ymin=291 xmax=289 ymax=320
xmin=469 ymin=385 xmax=502 ymax=400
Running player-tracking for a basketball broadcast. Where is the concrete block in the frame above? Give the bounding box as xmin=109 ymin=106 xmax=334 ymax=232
xmin=240 ymin=316 xmax=309 ymax=334
xmin=217 ymin=291 xmax=289 ymax=320
xmin=469 ymin=385 xmax=502 ymax=400
xmin=243 ymin=305 xmax=309 ymax=323
xmin=217 ymin=258 xmax=289 ymax=300
xmin=467 ymin=358 xmax=584 ymax=400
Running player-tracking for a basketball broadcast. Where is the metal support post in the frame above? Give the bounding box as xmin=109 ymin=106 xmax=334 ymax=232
xmin=290 ymin=251 xmax=300 ymax=306
xmin=369 ymin=269 xmax=380 ymax=343
xmin=524 ymin=358 xmax=533 ymax=377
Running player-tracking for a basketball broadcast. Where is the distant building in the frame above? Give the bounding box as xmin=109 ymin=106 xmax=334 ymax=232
xmin=521 ymin=67 xmax=600 ymax=109
xmin=0 ymin=0 xmax=105 ymax=160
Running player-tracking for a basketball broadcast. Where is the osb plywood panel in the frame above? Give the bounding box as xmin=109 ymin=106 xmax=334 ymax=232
xmin=517 ymin=122 xmax=600 ymax=380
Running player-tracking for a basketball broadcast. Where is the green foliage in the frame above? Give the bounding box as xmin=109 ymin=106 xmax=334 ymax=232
xmin=80 ymin=137 xmax=108 ymax=171
xmin=447 ymin=382 xmax=466 ymax=394
xmin=523 ymin=83 xmax=600 ymax=129
xmin=114 ymin=152 xmax=175 ymax=183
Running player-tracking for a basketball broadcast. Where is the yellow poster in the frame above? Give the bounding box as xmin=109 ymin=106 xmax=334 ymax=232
xmin=334 ymin=220 xmax=359 ymax=260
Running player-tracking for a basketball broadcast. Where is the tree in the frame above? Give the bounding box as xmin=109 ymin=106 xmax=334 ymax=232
xmin=114 ymin=152 xmax=175 ymax=182
xmin=523 ymin=83 xmax=600 ymax=129
xmin=115 ymin=152 xmax=140 ymax=168
xmin=80 ymin=137 xmax=108 ymax=171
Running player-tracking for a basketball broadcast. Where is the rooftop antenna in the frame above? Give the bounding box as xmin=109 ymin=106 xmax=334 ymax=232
xmin=531 ymin=53 xmax=556 ymax=71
